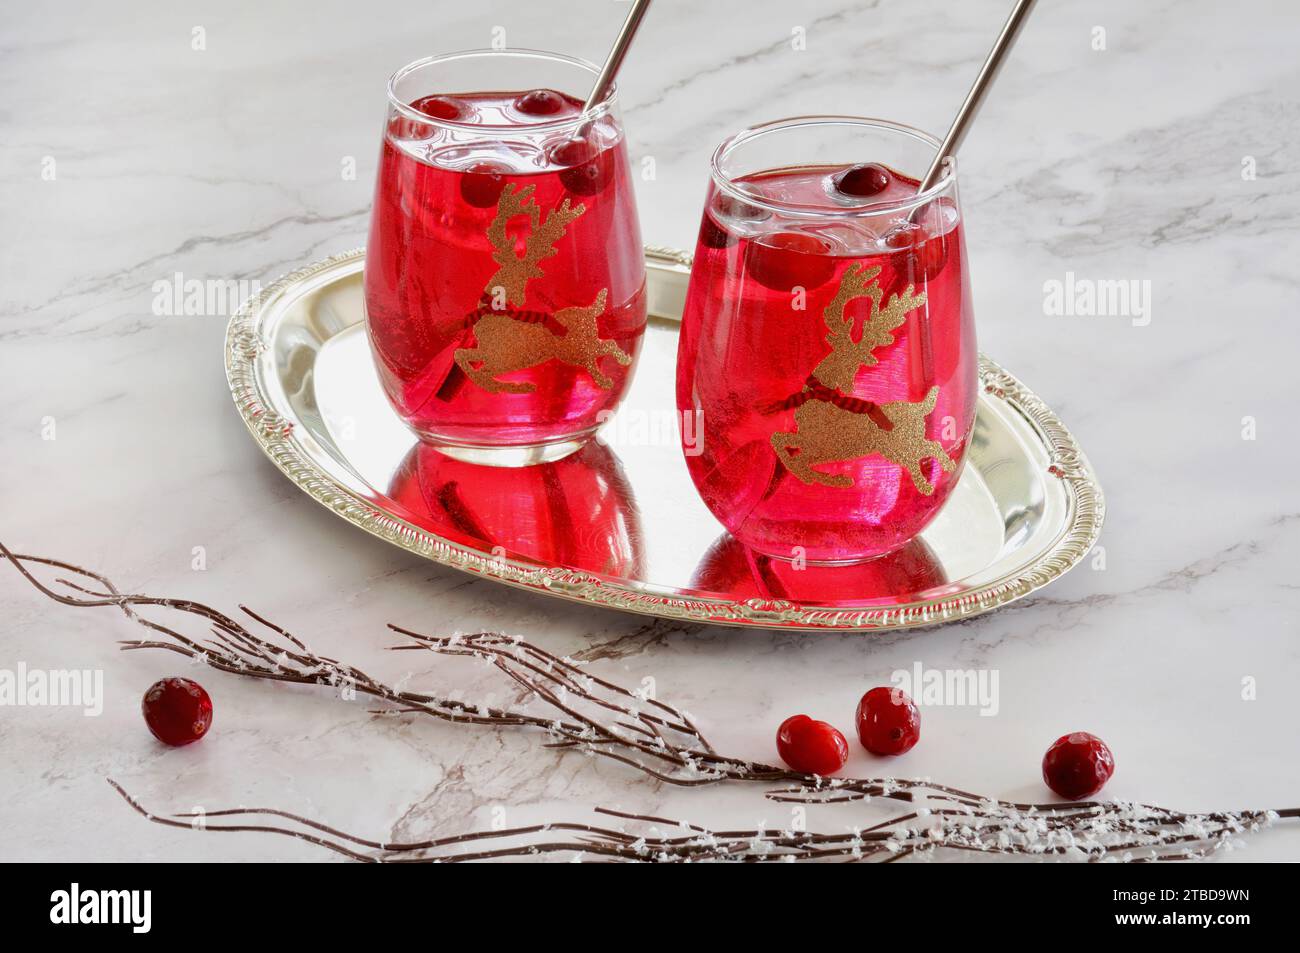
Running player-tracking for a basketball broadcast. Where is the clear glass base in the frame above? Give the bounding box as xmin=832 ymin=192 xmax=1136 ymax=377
xmin=417 ymin=431 xmax=593 ymax=467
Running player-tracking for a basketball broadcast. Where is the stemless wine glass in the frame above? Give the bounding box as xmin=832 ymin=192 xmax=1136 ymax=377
xmin=364 ymin=49 xmax=646 ymax=466
xmin=677 ymin=117 xmax=977 ymax=563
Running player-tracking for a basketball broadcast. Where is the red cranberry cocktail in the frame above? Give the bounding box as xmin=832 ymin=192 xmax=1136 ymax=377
xmin=365 ymin=50 xmax=646 ymax=465
xmin=677 ymin=118 xmax=977 ymax=563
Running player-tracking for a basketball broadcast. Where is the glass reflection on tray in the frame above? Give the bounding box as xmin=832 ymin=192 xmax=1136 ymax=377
xmin=692 ymin=534 xmax=948 ymax=606
xmin=387 ymin=439 xmax=644 ymax=578
xmin=384 ymin=430 xmax=948 ymax=605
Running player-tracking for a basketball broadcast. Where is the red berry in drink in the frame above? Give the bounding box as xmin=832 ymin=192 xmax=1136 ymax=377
xmin=553 ymin=137 xmax=614 ymax=196
xmin=855 ymin=686 xmax=921 ymax=755
xmin=459 ymin=161 xmax=509 ymax=209
xmin=142 ymin=677 xmax=213 ymax=747
xmin=515 ymin=88 xmax=568 ymax=116
xmin=776 ymin=715 xmax=849 ymax=775
xmin=833 ymin=162 xmax=892 ymax=198
xmin=745 ymin=231 xmax=835 ymax=292
xmin=1042 ymin=732 xmax=1115 ymax=800
xmin=411 ymin=95 xmax=466 ymax=121
xmin=885 ymin=222 xmax=949 ymax=283
xmin=883 ymin=223 xmax=923 ymax=253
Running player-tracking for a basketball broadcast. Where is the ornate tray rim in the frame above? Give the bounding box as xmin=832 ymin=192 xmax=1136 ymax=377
xmin=225 ymin=247 xmax=1105 ymax=632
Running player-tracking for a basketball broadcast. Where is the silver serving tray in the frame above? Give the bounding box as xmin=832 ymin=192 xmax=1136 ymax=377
xmin=225 ymin=248 xmax=1103 ymax=631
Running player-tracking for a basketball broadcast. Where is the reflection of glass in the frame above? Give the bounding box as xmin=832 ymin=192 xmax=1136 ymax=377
xmin=387 ymin=439 xmax=643 ymax=577
xmin=677 ymin=117 xmax=977 ymax=563
xmin=364 ymin=49 xmax=647 ymax=466
xmin=691 ymin=533 xmax=947 ymax=605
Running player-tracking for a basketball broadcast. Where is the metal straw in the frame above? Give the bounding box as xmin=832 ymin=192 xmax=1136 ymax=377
xmin=918 ymin=0 xmax=1038 ymax=191
xmin=581 ymin=0 xmax=654 ymax=116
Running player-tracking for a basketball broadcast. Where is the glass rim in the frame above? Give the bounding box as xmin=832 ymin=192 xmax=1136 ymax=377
xmin=710 ymin=115 xmax=957 ymax=218
xmin=386 ymin=48 xmax=616 ymax=134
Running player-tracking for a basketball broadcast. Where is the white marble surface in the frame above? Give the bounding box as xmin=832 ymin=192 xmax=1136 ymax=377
xmin=2 ymin=0 xmax=1298 ymax=862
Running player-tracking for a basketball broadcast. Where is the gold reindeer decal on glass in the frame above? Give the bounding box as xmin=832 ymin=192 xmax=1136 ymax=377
xmin=769 ymin=263 xmax=955 ymax=494
xmin=453 ymin=183 xmax=632 ymax=394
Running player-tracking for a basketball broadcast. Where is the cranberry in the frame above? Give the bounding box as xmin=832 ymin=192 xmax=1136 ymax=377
xmin=884 ymin=221 xmax=949 ymax=283
xmin=142 ymin=677 xmax=213 ymax=747
xmin=776 ymin=715 xmax=849 ymax=776
xmin=1042 ymin=732 xmax=1115 ymax=800
xmin=553 ymin=137 xmax=613 ymax=196
xmin=410 ymin=95 xmax=466 ymax=121
xmin=884 ymin=223 xmax=924 ymax=252
xmin=515 ymin=88 xmax=569 ymax=117
xmin=459 ymin=161 xmax=509 ymax=209
xmin=833 ymin=162 xmax=892 ymax=198
xmin=745 ymin=231 xmax=835 ymax=292
xmin=855 ymin=687 xmax=921 ymax=756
